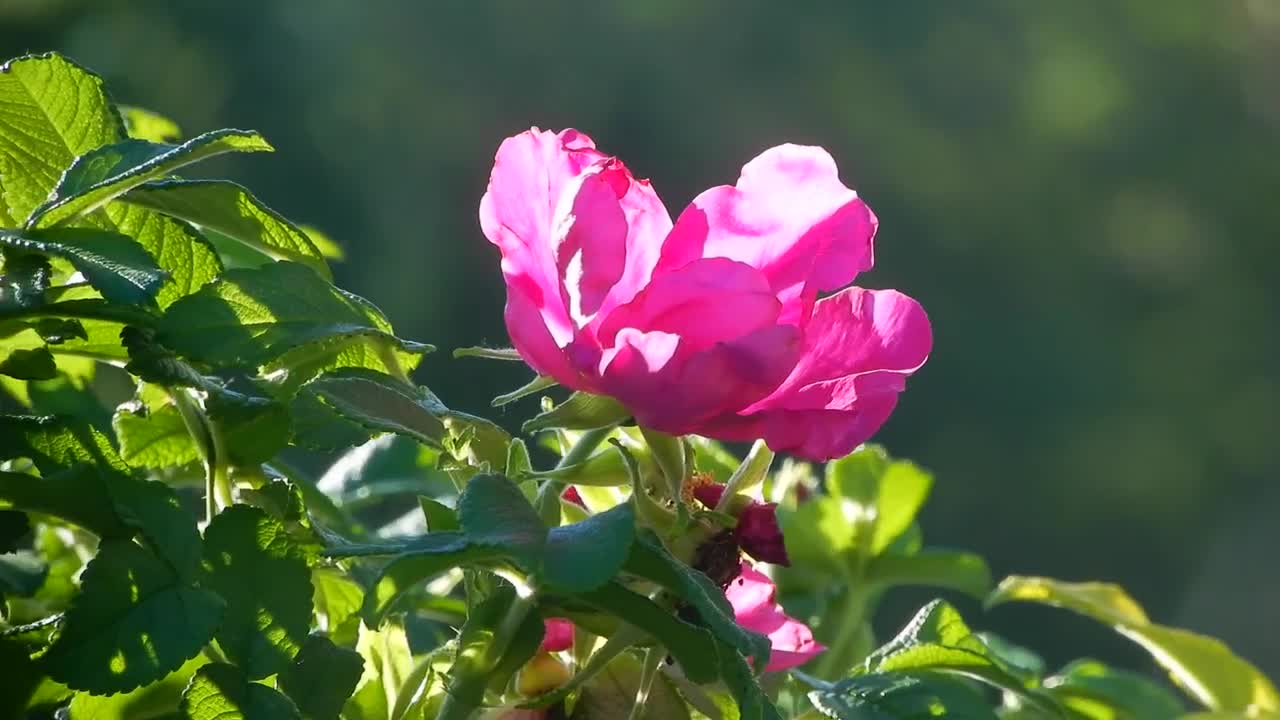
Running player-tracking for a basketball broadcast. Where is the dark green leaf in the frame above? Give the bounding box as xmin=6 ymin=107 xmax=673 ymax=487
xmin=0 ymin=413 xmax=127 ymax=474
xmin=0 ymin=550 xmax=46 ymax=595
xmin=623 ymin=532 xmax=771 ymax=672
xmin=41 ymin=539 xmax=224 ymax=694
xmin=713 ymin=636 xmax=784 ymax=720
xmin=0 ymin=228 xmax=166 ymax=304
xmin=0 ymin=342 xmax=56 ymax=380
xmin=446 ymin=585 xmax=545 ymax=716
xmin=110 ymin=474 xmax=203 ymax=578
xmin=158 ymin=262 xmax=428 ymax=371
xmin=288 ymin=389 xmax=375 ymax=451
xmin=302 ymin=368 xmax=446 ymax=447
xmin=0 ymin=466 xmax=128 ymax=537
xmin=360 ymin=532 xmax=494 ymax=624
xmin=0 ymin=508 xmax=29 ymax=551
xmin=572 ymin=581 xmax=719 ymax=684
xmin=523 ymin=391 xmax=630 ymax=433
xmin=124 ymin=179 xmax=330 ymax=279
xmin=0 ymin=638 xmax=42 ymax=719
xmin=200 ymin=505 xmax=313 ymax=679
xmin=279 ymin=634 xmax=364 ymax=720
xmin=0 ymin=253 xmax=53 ymax=308
xmin=543 ymin=501 xmax=635 ymax=592
xmin=206 ymin=390 xmax=291 ymax=466
xmin=1045 ymin=659 xmax=1186 ymax=720
xmin=808 ymin=672 xmax=998 ymax=720
xmin=0 ymin=53 xmax=122 ymax=225
xmin=181 ymin=662 xmax=302 ymax=720
xmin=28 ymin=130 xmax=273 ymax=228
xmin=458 ymin=473 xmax=546 ymax=569
xmin=988 ymin=576 xmax=1280 ymax=715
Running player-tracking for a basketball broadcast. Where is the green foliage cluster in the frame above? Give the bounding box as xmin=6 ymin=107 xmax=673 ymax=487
xmin=0 ymin=53 xmax=1275 ymax=720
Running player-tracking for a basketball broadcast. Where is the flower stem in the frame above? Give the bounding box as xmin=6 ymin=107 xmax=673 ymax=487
xmin=715 ymin=440 xmax=774 ymax=513
xmin=811 ymin=581 xmax=875 ymax=679
xmin=170 ymin=389 xmax=221 ymax=523
xmin=535 ymin=426 xmax=614 ymax=525
xmin=627 ymin=647 xmax=664 ymax=720
xmin=437 ymin=590 xmax=538 ymax=720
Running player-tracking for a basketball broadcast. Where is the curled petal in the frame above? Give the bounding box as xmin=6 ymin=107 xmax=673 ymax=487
xmin=657 ymin=144 xmax=876 ymax=324
xmin=736 ymin=503 xmax=789 ymax=566
xmin=725 ymin=563 xmax=823 ymax=672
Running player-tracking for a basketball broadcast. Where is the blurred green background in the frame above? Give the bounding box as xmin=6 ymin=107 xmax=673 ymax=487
xmin=4 ymin=0 xmax=1277 ymax=676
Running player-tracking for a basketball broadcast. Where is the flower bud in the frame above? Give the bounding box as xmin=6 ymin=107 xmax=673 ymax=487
xmin=516 ymin=652 xmax=572 ymax=697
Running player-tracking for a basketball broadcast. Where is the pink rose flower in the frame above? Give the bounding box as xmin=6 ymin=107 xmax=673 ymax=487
xmin=480 ymin=128 xmax=931 ymax=461
xmin=725 ymin=563 xmax=823 ymax=672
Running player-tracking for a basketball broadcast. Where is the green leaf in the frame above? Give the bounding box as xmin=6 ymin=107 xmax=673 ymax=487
xmin=103 ymin=202 xmax=222 ymax=309
xmin=0 ymin=332 xmax=56 ymax=380
xmin=344 ymin=618 xmax=413 ymax=720
xmin=569 ymin=651 xmax=691 ymax=720
xmin=572 ymin=580 xmax=719 ymax=684
xmin=302 ymin=368 xmax=447 ymax=447
xmin=0 ymin=53 xmax=121 ymax=225
xmin=523 ymin=391 xmax=631 ymax=433
xmin=0 ymin=550 xmax=46 ymax=595
xmin=360 ymin=533 xmax=497 ymax=625
xmin=0 ymin=638 xmax=42 ymax=719
xmin=864 ymin=550 xmax=993 ymax=599
xmin=110 ymin=474 xmax=203 ymax=578
xmin=0 ymin=508 xmax=29 ymax=551
xmin=457 ymin=472 xmax=546 ymax=569
xmin=623 ymin=532 xmax=771 ymax=673
xmin=808 ymin=672 xmax=998 ymax=720
xmin=826 ymin=446 xmax=932 ymax=557
xmin=0 ymin=228 xmax=167 ymax=304
xmin=445 ymin=585 xmax=546 ymax=718
xmin=712 ymin=636 xmax=784 ymax=720
xmin=279 ymin=634 xmax=365 ymax=720
xmin=420 ymin=496 xmax=460 ymax=532
xmin=158 ymin=262 xmax=428 ymax=370
xmin=312 ymin=567 xmax=364 ymax=632
xmin=28 ymin=130 xmax=273 ymax=228
xmin=493 ymin=374 xmax=557 ymax=407
xmin=543 ymin=500 xmax=635 ymax=592
xmin=67 ymin=654 xmax=207 ymax=720
xmin=987 ymin=576 xmax=1280 ymax=715
xmin=120 ymin=105 xmax=182 ymax=142
xmin=124 ymin=179 xmax=331 ymax=279
xmin=200 ymin=505 xmax=313 ymax=679
xmin=859 ymin=599 xmax=1054 ymax=714
xmin=113 ymin=403 xmax=201 ymax=468
xmin=0 ymin=413 xmax=127 ymax=474
xmin=452 ymin=346 xmax=522 ymax=361
xmin=1044 ymin=659 xmax=1186 ymax=720
xmin=0 ymin=465 xmax=127 ymax=537
xmin=41 ymin=539 xmax=224 ymax=694
xmin=181 ymin=662 xmax=302 ymax=720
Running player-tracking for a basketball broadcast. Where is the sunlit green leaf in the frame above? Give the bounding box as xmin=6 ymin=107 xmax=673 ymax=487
xmin=808 ymin=672 xmax=998 ymax=720
xmin=120 ymin=105 xmax=182 ymax=143
xmin=302 ymin=368 xmax=447 ymax=448
xmin=988 ymin=576 xmax=1280 ymax=715
xmin=181 ymin=662 xmax=302 ymax=720
xmin=67 ymin=654 xmax=207 ymax=720
xmin=0 ymin=228 xmax=167 ymax=304
xmin=344 ymin=619 xmax=413 ymax=720
xmin=569 ymin=651 xmax=691 ymax=720
xmin=28 ymin=130 xmax=272 ymax=228
xmin=1043 ymin=659 xmax=1186 ymax=720
xmin=124 ymin=179 xmax=330 ymax=279
xmin=523 ymin=391 xmax=630 ymax=433
xmin=113 ymin=403 xmax=201 ymax=469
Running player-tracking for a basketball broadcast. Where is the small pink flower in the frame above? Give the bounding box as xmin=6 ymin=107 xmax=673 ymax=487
xmin=539 ymin=618 xmax=574 ymax=653
xmin=725 ymin=563 xmax=823 ymax=672
xmin=560 ymin=485 xmax=586 ymax=508
xmin=481 ymin=128 xmax=931 ymax=461
xmin=692 ymin=482 xmax=788 ymax=566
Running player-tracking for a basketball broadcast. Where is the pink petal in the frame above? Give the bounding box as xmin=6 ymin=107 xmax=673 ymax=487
xmin=750 ymin=287 xmax=931 ymax=413
xmin=599 ymin=324 xmax=800 ymax=434
xmin=725 ymin=563 xmax=824 ymax=672
xmin=539 ymin=618 xmax=575 ymax=653
xmin=656 ymin=145 xmax=876 ymax=325
xmin=597 ymin=258 xmax=781 ymax=350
